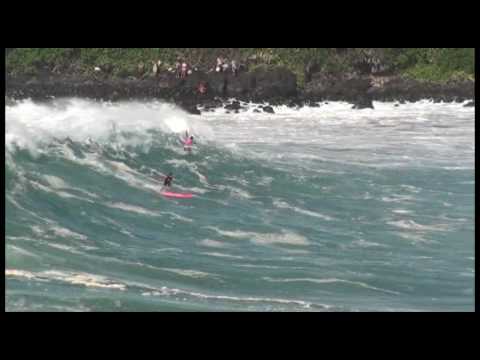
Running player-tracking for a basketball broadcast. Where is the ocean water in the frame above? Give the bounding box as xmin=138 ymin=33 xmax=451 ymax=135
xmin=5 ymin=98 xmax=475 ymax=311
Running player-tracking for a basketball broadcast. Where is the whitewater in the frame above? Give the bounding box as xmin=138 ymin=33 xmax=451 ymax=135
xmin=5 ymin=98 xmax=475 ymax=311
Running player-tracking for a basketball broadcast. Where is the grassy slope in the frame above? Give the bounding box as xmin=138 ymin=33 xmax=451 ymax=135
xmin=6 ymin=48 xmax=475 ymax=86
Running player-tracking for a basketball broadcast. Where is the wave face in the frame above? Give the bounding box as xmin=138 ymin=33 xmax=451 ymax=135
xmin=5 ymin=98 xmax=475 ymax=311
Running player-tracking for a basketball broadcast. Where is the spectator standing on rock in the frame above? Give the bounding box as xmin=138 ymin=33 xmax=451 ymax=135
xmin=197 ymin=81 xmax=207 ymax=95
xmin=181 ymin=61 xmax=188 ymax=78
xmin=175 ymin=58 xmax=182 ymax=78
xmin=216 ymin=57 xmax=223 ymax=72
xmin=231 ymin=60 xmax=238 ymax=76
xmin=222 ymin=59 xmax=229 ymax=73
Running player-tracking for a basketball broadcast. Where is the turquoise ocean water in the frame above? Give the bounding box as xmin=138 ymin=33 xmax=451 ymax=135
xmin=5 ymin=99 xmax=475 ymax=311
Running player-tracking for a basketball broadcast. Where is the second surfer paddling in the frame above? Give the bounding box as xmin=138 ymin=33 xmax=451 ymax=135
xmin=183 ymin=130 xmax=194 ymax=152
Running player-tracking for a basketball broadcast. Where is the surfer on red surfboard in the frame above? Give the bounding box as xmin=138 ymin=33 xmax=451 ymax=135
xmin=159 ymin=172 xmax=193 ymax=198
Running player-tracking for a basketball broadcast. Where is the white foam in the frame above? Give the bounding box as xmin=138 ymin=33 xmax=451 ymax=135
xmin=273 ymin=199 xmax=335 ymax=221
xmin=350 ymin=239 xmax=387 ymax=248
xmin=6 ymin=268 xmax=127 ymax=292
xmin=43 ymin=271 xmax=127 ymax=290
xmin=162 ymin=212 xmax=194 ymax=223
xmin=400 ymin=184 xmax=421 ymax=193
xmin=43 ymin=175 xmax=68 ymax=189
xmin=392 ymin=209 xmax=413 ymax=214
xmin=263 ymin=277 xmax=400 ymax=295
xmin=253 ymin=232 xmax=309 ymax=246
xmin=105 ymin=202 xmax=161 ymax=217
xmin=29 ymin=179 xmax=95 ymax=203
xmin=207 ymin=227 xmax=309 ymax=246
xmin=5 ymin=98 xmax=215 ymax=155
xmin=207 ymin=227 xmax=254 ymax=239
xmin=30 ymin=224 xmax=88 ymax=241
xmin=237 ymin=264 xmax=281 ymax=269
xmin=31 ymin=225 xmax=45 ymax=236
xmin=388 ymin=219 xmax=450 ymax=232
xmin=6 ymin=244 xmax=40 ymax=259
xmin=203 ymin=99 xmax=474 ymax=171
xmin=199 ymin=239 xmax=228 ymax=248
xmin=185 ymin=291 xmax=314 ymax=308
xmin=45 ymin=243 xmax=81 ymax=253
xmin=6 ymin=269 xmax=37 ymax=279
xmin=164 ymin=158 xmax=192 ymax=167
xmin=202 ymin=252 xmax=244 ymax=259
xmin=185 ymin=187 xmax=207 ymax=195
xmin=141 ymin=286 xmax=318 ymax=309
xmin=160 ymin=268 xmax=215 ymax=279
xmin=228 ymin=187 xmax=253 ymax=199
xmin=258 ymin=176 xmax=274 ymax=186
xmin=381 ymin=194 xmax=416 ymax=203
xmin=151 ymin=247 xmax=183 ymax=254
xmin=396 ymin=232 xmax=432 ymax=244
xmin=51 ymin=226 xmax=88 ymax=241
xmin=280 ymin=248 xmax=310 ymax=254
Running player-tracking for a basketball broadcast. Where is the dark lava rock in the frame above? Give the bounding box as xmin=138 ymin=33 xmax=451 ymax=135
xmin=351 ymin=97 xmax=374 ymax=110
xmin=262 ymin=106 xmax=275 ymax=113
xmin=224 ymin=100 xmax=242 ymax=111
xmin=251 ymin=67 xmax=297 ymax=99
xmin=287 ymin=100 xmax=298 ymax=108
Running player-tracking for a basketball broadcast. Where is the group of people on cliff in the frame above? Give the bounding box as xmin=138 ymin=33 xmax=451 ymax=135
xmin=172 ymin=56 xmax=241 ymax=79
xmin=215 ymin=57 xmax=239 ymax=76
xmin=175 ymin=58 xmax=191 ymax=79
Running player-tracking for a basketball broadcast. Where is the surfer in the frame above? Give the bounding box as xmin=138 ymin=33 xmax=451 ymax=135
xmin=163 ymin=173 xmax=173 ymax=188
xmin=160 ymin=172 xmax=193 ymax=198
xmin=183 ymin=130 xmax=194 ymax=151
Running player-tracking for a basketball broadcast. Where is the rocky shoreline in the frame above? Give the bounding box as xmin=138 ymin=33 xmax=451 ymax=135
xmin=5 ymin=68 xmax=475 ymax=114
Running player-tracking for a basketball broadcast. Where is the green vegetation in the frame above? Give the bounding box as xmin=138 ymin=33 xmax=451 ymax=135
xmin=6 ymin=48 xmax=475 ymax=84
xmin=382 ymin=48 xmax=475 ymax=82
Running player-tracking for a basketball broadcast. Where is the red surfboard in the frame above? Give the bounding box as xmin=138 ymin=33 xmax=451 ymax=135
xmin=161 ymin=191 xmax=193 ymax=199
